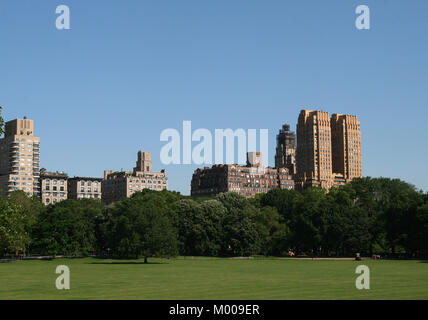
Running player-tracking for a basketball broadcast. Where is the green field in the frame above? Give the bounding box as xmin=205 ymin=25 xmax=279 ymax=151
xmin=1 ymin=257 xmax=427 ymax=300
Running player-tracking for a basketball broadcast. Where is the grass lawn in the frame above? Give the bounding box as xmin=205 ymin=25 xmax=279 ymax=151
xmin=1 ymin=257 xmax=427 ymax=300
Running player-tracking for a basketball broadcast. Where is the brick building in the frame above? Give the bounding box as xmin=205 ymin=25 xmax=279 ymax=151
xmin=191 ymin=152 xmax=294 ymax=198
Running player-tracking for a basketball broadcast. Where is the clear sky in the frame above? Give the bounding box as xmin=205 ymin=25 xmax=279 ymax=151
xmin=1 ymin=0 xmax=427 ymax=195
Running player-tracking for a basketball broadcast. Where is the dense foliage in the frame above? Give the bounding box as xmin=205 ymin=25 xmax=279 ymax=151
xmin=0 ymin=106 xmax=4 ymax=136
xmin=1 ymin=177 xmax=428 ymax=260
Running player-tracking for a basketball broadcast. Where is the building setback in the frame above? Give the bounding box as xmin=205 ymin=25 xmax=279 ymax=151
xmin=191 ymin=152 xmax=294 ymax=198
xmin=68 ymin=177 xmax=102 ymax=200
xmin=40 ymin=169 xmax=68 ymax=205
xmin=0 ymin=118 xmax=40 ymax=197
xmin=102 ymin=151 xmax=168 ymax=204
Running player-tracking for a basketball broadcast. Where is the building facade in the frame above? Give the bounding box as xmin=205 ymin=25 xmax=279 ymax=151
xmin=275 ymin=124 xmax=296 ymax=175
xmin=331 ymin=113 xmax=362 ymax=181
xmin=0 ymin=118 xmax=40 ymax=197
xmin=295 ymin=109 xmax=362 ymax=190
xmin=68 ymin=177 xmax=103 ymax=200
xmin=191 ymin=152 xmax=294 ymax=198
xmin=102 ymin=151 xmax=168 ymax=204
xmin=39 ymin=169 xmax=68 ymax=205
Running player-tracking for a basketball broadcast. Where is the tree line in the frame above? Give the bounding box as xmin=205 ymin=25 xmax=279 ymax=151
xmin=0 ymin=177 xmax=428 ymax=261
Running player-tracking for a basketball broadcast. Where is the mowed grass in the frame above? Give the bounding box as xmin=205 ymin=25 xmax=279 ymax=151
xmin=1 ymin=257 xmax=427 ymax=300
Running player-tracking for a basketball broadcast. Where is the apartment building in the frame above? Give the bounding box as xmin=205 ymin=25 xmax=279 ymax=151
xmin=0 ymin=118 xmax=40 ymax=197
xmin=331 ymin=113 xmax=362 ymax=181
xmin=68 ymin=177 xmax=102 ymax=200
xmin=275 ymin=124 xmax=296 ymax=175
xmin=191 ymin=152 xmax=294 ymax=198
xmin=295 ymin=109 xmax=362 ymax=190
xmin=39 ymin=169 xmax=68 ymax=205
xmin=102 ymin=151 xmax=168 ymax=204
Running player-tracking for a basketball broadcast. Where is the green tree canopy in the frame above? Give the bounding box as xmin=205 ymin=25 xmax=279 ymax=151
xmin=104 ymin=192 xmax=178 ymax=262
xmin=32 ymin=199 xmax=103 ymax=256
xmin=0 ymin=106 xmax=4 ymax=137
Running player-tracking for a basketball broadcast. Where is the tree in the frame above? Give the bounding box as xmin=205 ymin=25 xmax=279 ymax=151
xmin=32 ymin=199 xmax=103 ymax=256
xmin=215 ymin=192 xmax=261 ymax=256
xmin=415 ymin=203 xmax=428 ymax=257
xmin=5 ymin=191 xmax=43 ymax=255
xmin=0 ymin=106 xmax=4 ymax=137
xmin=252 ymin=205 xmax=290 ymax=256
xmin=104 ymin=193 xmax=178 ymax=262
xmin=0 ymin=200 xmax=31 ymax=256
xmin=260 ymin=189 xmax=303 ymax=224
xmin=175 ymin=199 xmax=226 ymax=256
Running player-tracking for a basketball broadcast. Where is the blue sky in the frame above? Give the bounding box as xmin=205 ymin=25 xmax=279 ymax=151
xmin=1 ymin=0 xmax=427 ymax=194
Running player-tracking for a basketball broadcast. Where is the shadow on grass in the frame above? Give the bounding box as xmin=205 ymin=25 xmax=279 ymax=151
xmin=87 ymin=261 xmax=167 ymax=265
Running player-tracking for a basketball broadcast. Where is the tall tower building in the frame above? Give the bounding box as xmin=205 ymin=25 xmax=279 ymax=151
xmin=331 ymin=114 xmax=362 ymax=181
xmin=134 ymin=151 xmax=152 ymax=174
xmin=0 ymin=118 xmax=40 ymax=197
xmin=296 ymin=110 xmax=333 ymax=189
xmin=275 ymin=124 xmax=296 ymax=175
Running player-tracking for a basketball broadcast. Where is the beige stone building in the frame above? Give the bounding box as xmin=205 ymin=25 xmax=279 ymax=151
xmin=40 ymin=169 xmax=68 ymax=205
xmin=0 ymin=118 xmax=40 ymax=197
xmin=102 ymin=151 xmax=168 ymax=204
xmin=295 ymin=109 xmax=362 ymax=190
xmin=296 ymin=110 xmax=334 ymax=189
xmin=68 ymin=177 xmax=102 ymax=200
xmin=331 ymin=114 xmax=362 ymax=181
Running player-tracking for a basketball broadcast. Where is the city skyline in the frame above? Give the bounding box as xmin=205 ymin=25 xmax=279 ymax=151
xmin=1 ymin=106 xmax=426 ymax=195
xmin=1 ymin=1 xmax=428 ymax=194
